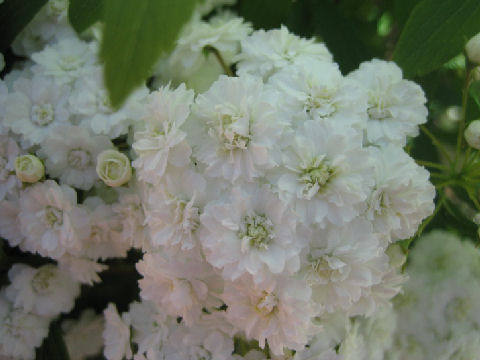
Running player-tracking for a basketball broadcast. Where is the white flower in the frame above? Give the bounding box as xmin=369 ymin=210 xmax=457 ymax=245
xmin=190 ymin=75 xmax=285 ymax=182
xmin=39 ymin=125 xmax=114 ymax=190
xmin=103 ymin=303 xmax=133 ymax=360
xmin=112 ymin=189 xmax=147 ymax=249
xmin=71 ymin=67 xmax=149 ymax=138
xmin=364 ymin=145 xmax=435 ymax=242
xmin=136 ymin=252 xmax=222 ymax=325
xmin=74 ymin=196 xmax=129 ymax=260
xmin=0 ymin=135 xmax=20 ymax=201
xmin=166 ymin=12 xmax=252 ymax=84
xmin=143 ymin=167 xmax=205 ymax=252
xmin=272 ymin=120 xmax=373 ymax=227
xmin=18 ymin=180 xmax=90 ymax=259
xmin=223 ymin=275 xmax=317 ymax=356
xmin=466 ymin=32 xmax=480 ymax=64
xmin=5 ymin=263 xmax=80 ymax=317
xmin=301 ymin=219 xmax=388 ymax=314
xmin=15 ymin=154 xmax=44 ymax=183
xmin=63 ymin=309 xmax=105 ymax=360
xmin=199 ymin=185 xmax=304 ymax=283
xmin=11 ymin=0 xmax=73 ymax=56
xmin=269 ymin=60 xmax=368 ymax=130
xmin=127 ymin=301 xmax=170 ymax=357
xmin=235 ymin=26 xmax=332 ymax=80
xmin=31 ymin=36 xmax=97 ymax=85
xmin=132 ymin=83 xmax=194 ymax=184
xmin=348 ymin=59 xmax=428 ymax=146
xmin=0 ymin=292 xmax=50 ymax=360
xmin=167 ymin=313 xmax=235 ymax=360
xmin=57 ymin=254 xmax=108 ymax=285
xmin=4 ymin=75 xmax=71 ymax=145
xmin=464 ymin=119 xmax=480 ymax=149
xmin=97 ymin=149 xmax=132 ymax=187
xmin=195 ymin=0 xmax=236 ymax=15
xmin=0 ymin=199 xmax=24 ymax=248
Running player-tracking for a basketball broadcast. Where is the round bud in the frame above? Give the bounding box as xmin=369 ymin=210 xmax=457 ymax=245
xmin=466 ymin=33 xmax=480 ymax=64
xmin=15 ymin=155 xmax=44 ymax=183
xmin=96 ymin=149 xmax=132 ymax=187
xmin=464 ymin=120 xmax=480 ymax=149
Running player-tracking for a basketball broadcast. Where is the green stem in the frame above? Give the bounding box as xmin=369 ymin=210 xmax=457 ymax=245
xmin=455 ymin=65 xmax=474 ymax=166
xmin=204 ymin=45 xmax=233 ymax=77
xmin=416 ymin=160 xmax=447 ymax=170
xmin=420 ymin=125 xmax=453 ymax=166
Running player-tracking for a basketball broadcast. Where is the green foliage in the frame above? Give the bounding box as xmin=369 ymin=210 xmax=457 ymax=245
xmin=470 ymin=81 xmax=480 ymax=111
xmin=100 ymin=0 xmax=197 ymax=108
xmin=0 ymin=0 xmax=47 ymax=52
xmin=68 ymin=0 xmax=104 ymax=34
xmin=311 ymin=0 xmax=371 ymax=73
xmin=239 ymin=0 xmax=293 ymax=30
xmin=393 ymin=0 xmax=480 ymax=78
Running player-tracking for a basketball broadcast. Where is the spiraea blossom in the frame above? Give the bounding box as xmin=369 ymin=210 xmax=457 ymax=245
xmin=199 ymin=185 xmax=305 ymax=283
xmin=38 ymin=125 xmax=114 ymax=190
xmin=235 ymin=25 xmax=333 ymax=80
xmin=190 ymin=75 xmax=285 ymax=182
xmin=17 ymin=180 xmax=90 ymax=259
xmin=5 ymin=263 xmax=80 ymax=317
xmin=348 ymin=59 xmax=428 ymax=146
xmin=272 ymin=119 xmax=373 ymax=227
xmin=136 ymin=252 xmax=222 ymax=324
xmin=4 ymin=75 xmax=71 ymax=145
xmin=364 ymin=145 xmax=435 ymax=242
xmin=269 ymin=60 xmax=368 ymax=130
xmin=0 ymin=291 xmax=50 ymax=360
xmin=0 ymin=5 xmax=439 ymax=359
xmin=223 ymin=275 xmax=317 ymax=355
xmin=132 ymin=83 xmax=194 ymax=184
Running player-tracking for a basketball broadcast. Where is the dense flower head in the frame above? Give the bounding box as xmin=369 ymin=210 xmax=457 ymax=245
xmin=0 ymin=6 xmax=438 ymax=359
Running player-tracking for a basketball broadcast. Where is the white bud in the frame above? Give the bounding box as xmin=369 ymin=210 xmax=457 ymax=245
xmin=96 ymin=149 xmax=132 ymax=187
xmin=466 ymin=33 xmax=480 ymax=64
xmin=15 ymin=154 xmax=44 ymax=183
xmin=464 ymin=120 xmax=480 ymax=149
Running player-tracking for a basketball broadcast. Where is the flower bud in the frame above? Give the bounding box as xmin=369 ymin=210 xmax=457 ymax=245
xmin=96 ymin=149 xmax=132 ymax=187
xmin=466 ymin=33 xmax=480 ymax=64
xmin=15 ymin=154 xmax=44 ymax=183
xmin=464 ymin=120 xmax=480 ymax=149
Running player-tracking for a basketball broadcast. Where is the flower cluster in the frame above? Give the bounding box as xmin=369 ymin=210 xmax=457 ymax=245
xmin=0 ymin=0 xmax=436 ymax=358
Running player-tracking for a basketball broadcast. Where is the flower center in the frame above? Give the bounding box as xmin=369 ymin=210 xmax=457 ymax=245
xmin=300 ymin=157 xmax=336 ymax=198
xmin=255 ymin=291 xmax=278 ymax=316
xmin=306 ymin=87 xmax=337 ymax=118
xmin=367 ymin=95 xmax=392 ymax=120
xmin=239 ymin=214 xmax=274 ymax=252
xmin=211 ymin=104 xmax=251 ymax=151
xmin=46 ymin=0 xmax=67 ymax=17
xmin=67 ymin=149 xmax=91 ymax=170
xmin=31 ymin=265 xmax=56 ymax=295
xmin=305 ymin=254 xmax=347 ymax=286
xmin=59 ymin=55 xmax=82 ymax=71
xmin=44 ymin=205 xmax=63 ymax=228
xmin=174 ymin=199 xmax=200 ymax=234
xmin=31 ymin=103 xmax=54 ymax=126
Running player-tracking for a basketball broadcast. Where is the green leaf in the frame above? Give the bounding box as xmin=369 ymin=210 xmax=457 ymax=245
xmin=68 ymin=0 xmax=104 ymax=34
xmin=36 ymin=321 xmax=70 ymax=360
xmin=0 ymin=0 xmax=47 ymax=52
xmin=311 ymin=1 xmax=371 ymax=73
xmin=101 ymin=0 xmax=197 ymax=108
xmin=239 ymin=0 xmax=293 ymax=30
xmin=393 ymin=0 xmax=418 ymax=28
xmin=470 ymin=81 xmax=480 ymax=111
xmin=393 ymin=0 xmax=480 ymax=78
